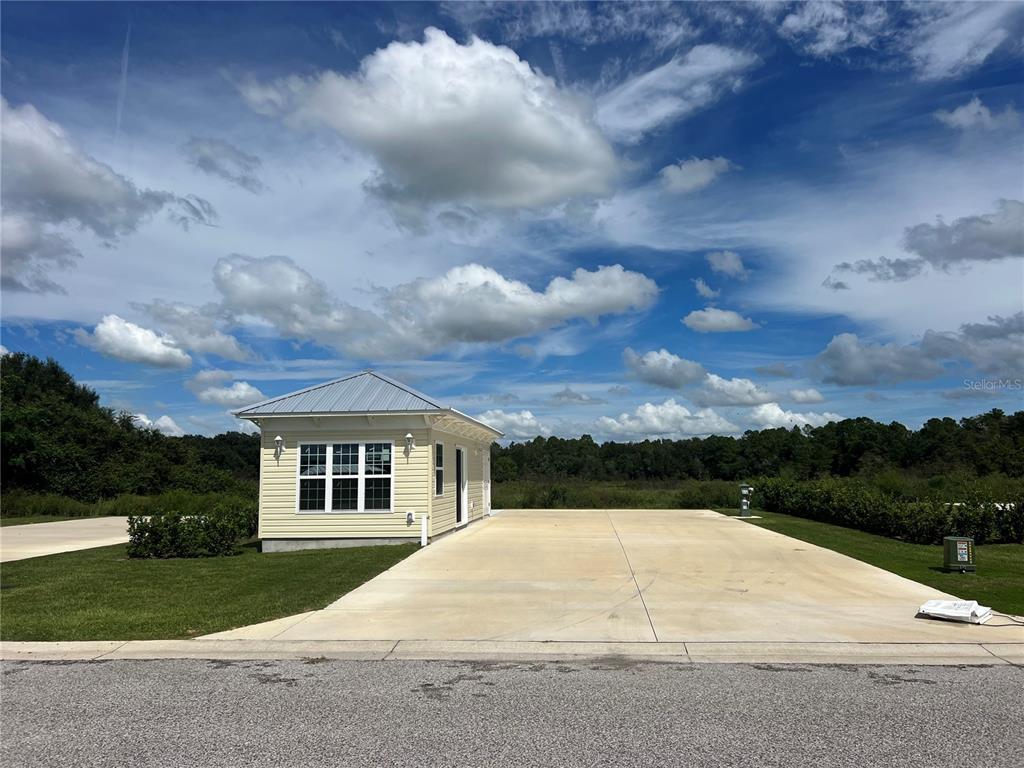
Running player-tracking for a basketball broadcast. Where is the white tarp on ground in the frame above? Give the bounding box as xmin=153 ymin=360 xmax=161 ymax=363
xmin=918 ymin=600 xmax=992 ymax=624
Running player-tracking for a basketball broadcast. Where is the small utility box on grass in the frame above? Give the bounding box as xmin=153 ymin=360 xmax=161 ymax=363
xmin=943 ymin=536 xmax=976 ymax=573
xmin=739 ymin=484 xmax=754 ymax=518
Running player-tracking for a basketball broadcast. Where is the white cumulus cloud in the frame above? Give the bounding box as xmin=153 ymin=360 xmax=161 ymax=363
xmin=597 ymin=399 xmax=739 ymax=439
xmin=212 ymin=255 xmax=658 ymax=358
xmin=185 ymin=370 xmax=266 ymax=407
xmin=477 ymin=409 xmax=550 ymax=439
xmin=935 ymin=96 xmax=1019 ymax=131
xmin=789 ymin=388 xmax=826 ymax=404
xmin=705 ymin=250 xmax=748 ymax=279
xmin=814 ymin=333 xmax=944 ymax=386
xmin=238 ymin=27 xmax=616 ymax=213
xmin=623 ymin=347 xmax=706 ymax=389
xmin=691 ymin=374 xmax=775 ymax=406
xmin=693 ymin=277 xmax=719 ymax=299
xmin=659 ymin=156 xmax=736 ymax=194
xmin=74 ymin=315 xmax=192 ymax=368
xmin=683 ymin=307 xmax=758 ymax=333
xmin=137 ymin=300 xmax=249 ymax=361
xmin=747 ymin=403 xmax=841 ymax=430
xmin=814 ymin=311 xmax=1024 ymax=386
xmin=133 ymin=413 xmax=186 ymax=437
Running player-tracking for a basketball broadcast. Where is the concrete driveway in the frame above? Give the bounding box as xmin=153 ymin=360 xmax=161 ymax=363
xmin=0 ymin=517 xmax=130 ymax=562
xmin=205 ymin=509 xmax=1022 ymax=643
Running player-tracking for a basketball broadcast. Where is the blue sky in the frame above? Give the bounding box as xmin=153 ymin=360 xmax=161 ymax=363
xmin=2 ymin=1 xmax=1022 ymax=440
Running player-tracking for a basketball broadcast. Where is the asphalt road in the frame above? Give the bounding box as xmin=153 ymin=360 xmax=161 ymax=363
xmin=2 ymin=658 xmax=1021 ymax=767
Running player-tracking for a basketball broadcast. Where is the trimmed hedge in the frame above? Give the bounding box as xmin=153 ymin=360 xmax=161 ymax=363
xmin=127 ymin=499 xmax=258 ymax=558
xmin=492 ymin=480 xmax=740 ymax=510
xmin=756 ymin=477 xmax=1024 ymax=545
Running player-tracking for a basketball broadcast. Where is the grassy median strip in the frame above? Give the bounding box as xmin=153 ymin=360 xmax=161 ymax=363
xmin=719 ymin=509 xmax=1024 ymax=615
xmin=0 ymin=542 xmax=416 ymax=641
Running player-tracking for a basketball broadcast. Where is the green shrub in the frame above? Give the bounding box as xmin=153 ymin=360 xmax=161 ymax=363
xmin=126 ymin=498 xmax=257 ymax=558
xmin=756 ymin=477 xmax=1023 ymax=545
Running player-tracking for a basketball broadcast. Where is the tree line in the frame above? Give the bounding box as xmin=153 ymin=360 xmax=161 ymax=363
xmin=490 ymin=410 xmax=1024 ymax=483
xmin=3 ymin=353 xmax=1021 ymax=504
xmin=1 ymin=353 xmax=259 ymax=502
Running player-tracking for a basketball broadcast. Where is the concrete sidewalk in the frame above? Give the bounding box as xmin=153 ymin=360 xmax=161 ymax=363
xmin=2 ymin=638 xmax=1022 ymax=665
xmin=0 ymin=517 xmax=129 ymax=562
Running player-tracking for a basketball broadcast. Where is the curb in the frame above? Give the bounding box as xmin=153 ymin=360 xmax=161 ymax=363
xmin=1 ymin=639 xmax=1021 ymax=666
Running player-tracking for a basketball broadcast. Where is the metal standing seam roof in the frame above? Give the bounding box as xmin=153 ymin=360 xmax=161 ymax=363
xmin=233 ymin=370 xmax=448 ymax=417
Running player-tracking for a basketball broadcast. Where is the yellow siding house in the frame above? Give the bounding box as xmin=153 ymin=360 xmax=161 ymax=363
xmin=234 ymin=371 xmax=503 ymax=552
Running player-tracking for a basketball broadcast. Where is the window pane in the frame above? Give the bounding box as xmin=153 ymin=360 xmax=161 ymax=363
xmin=333 ymin=444 xmax=358 ymax=476
xmin=435 ymin=443 xmax=443 ymax=469
xmin=364 ymin=478 xmax=391 ymax=510
xmin=299 ymin=479 xmax=326 ymax=511
xmin=300 ymin=444 xmax=327 ymax=476
xmin=365 ymin=443 xmax=391 ymax=475
xmin=332 ymin=478 xmax=358 ymax=511
xmin=435 ymin=468 xmax=443 ymax=496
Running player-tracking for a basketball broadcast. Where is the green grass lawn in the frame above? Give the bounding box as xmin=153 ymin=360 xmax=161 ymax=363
xmin=0 ymin=541 xmax=416 ymax=641
xmin=717 ymin=508 xmax=1024 ymax=615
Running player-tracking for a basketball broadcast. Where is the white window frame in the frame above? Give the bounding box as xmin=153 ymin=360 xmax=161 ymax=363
xmin=434 ymin=442 xmax=444 ymax=497
xmin=295 ymin=441 xmax=394 ymax=515
xmin=455 ymin=444 xmax=468 ymax=526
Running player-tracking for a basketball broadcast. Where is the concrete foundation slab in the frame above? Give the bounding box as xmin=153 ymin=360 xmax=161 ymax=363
xmin=261 ymin=538 xmax=417 ymax=552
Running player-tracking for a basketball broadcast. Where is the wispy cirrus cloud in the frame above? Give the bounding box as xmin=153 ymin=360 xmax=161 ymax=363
xmin=595 ymin=45 xmax=758 ymax=144
xmin=182 ymin=137 xmax=265 ymax=193
xmin=771 ymin=1 xmax=1023 ymax=81
xmin=1 ymin=98 xmax=215 ymax=294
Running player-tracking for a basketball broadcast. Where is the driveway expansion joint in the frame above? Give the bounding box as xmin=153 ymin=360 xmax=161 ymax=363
xmin=606 ymin=511 xmax=659 ymax=642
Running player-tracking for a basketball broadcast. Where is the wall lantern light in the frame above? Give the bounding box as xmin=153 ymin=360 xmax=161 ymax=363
xmin=274 ymin=435 xmax=284 ymax=460
xmin=405 ymin=432 xmax=416 ymax=451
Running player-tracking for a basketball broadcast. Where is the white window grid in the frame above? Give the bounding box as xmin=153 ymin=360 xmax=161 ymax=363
xmin=296 ymin=441 xmax=394 ymax=514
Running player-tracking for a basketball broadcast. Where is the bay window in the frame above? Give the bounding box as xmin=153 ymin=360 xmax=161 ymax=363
xmin=297 ymin=441 xmax=393 ymax=513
